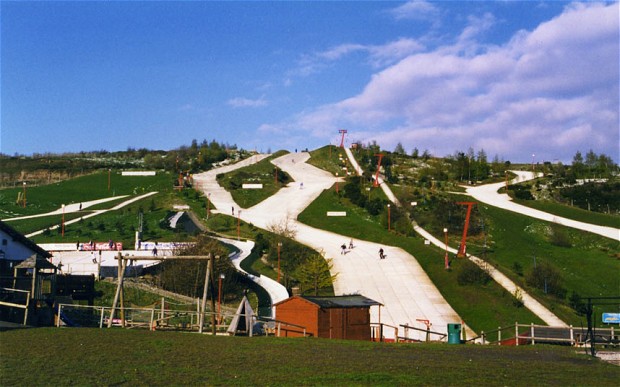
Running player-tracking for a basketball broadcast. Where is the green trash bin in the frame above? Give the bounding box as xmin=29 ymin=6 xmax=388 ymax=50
xmin=447 ymin=323 xmax=462 ymax=344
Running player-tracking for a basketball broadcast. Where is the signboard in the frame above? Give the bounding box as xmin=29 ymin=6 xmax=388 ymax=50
xmin=242 ymin=184 xmax=263 ymax=189
xmin=326 ymin=211 xmax=347 ymax=217
xmin=121 ymin=171 xmax=156 ymax=176
xmin=602 ymin=313 xmax=620 ymax=324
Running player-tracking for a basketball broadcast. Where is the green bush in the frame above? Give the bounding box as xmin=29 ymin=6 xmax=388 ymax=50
xmin=526 ymin=261 xmax=566 ymax=298
xmin=549 ymin=224 xmax=572 ymax=247
xmin=457 ymin=260 xmax=492 ymax=286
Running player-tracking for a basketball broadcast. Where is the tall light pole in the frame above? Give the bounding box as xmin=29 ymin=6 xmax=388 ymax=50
xmin=218 ymin=273 xmax=225 ymax=323
xmin=237 ymin=210 xmax=241 ymax=240
xmin=61 ymin=204 xmax=66 ymax=237
xmin=277 ymin=242 xmax=282 ymax=283
xmin=443 ymin=228 xmax=449 ymax=270
xmin=335 ymin=173 xmax=339 ymax=193
xmin=387 ymin=204 xmax=391 ymax=231
xmin=22 ymin=182 xmax=26 ymax=208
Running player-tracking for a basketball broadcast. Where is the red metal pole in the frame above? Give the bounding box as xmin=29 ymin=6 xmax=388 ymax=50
xmin=335 ymin=173 xmax=339 ymax=193
xmin=444 ymin=228 xmax=449 ymax=269
xmin=456 ymin=202 xmax=476 ymax=257
xmin=61 ymin=204 xmax=65 ymax=237
xmin=206 ymin=193 xmax=211 ymax=219
xmin=338 ymin=129 xmax=347 ymax=148
xmin=373 ymin=153 xmax=384 ymax=187
xmin=237 ymin=210 xmax=241 ymax=240
xmin=277 ymin=242 xmax=282 ymax=283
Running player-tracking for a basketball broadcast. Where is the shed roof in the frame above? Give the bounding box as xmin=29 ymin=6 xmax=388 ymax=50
xmin=283 ymin=295 xmax=382 ymax=309
xmin=15 ymin=254 xmax=57 ymax=270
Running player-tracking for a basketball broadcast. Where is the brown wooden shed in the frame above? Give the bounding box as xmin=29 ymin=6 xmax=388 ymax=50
xmin=274 ymin=295 xmax=381 ymax=340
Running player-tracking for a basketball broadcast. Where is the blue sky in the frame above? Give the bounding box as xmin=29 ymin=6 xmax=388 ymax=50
xmin=2 ymin=1 xmax=618 ymax=163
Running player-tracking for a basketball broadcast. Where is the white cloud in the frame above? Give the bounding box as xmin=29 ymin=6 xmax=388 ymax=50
xmin=227 ymin=96 xmax=268 ymax=108
xmin=389 ymin=0 xmax=440 ymax=21
xmin=294 ymin=38 xmax=425 ymax=77
xmin=280 ymin=2 xmax=619 ymax=162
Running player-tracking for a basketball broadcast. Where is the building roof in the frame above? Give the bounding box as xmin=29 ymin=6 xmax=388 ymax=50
xmin=0 ymin=220 xmax=52 ymax=258
xmin=15 ymin=254 xmax=57 ymax=270
xmin=278 ymin=295 xmax=382 ymax=309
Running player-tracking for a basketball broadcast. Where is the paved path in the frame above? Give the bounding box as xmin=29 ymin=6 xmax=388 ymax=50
xmin=195 ymin=152 xmax=473 ymax=340
xmin=466 ymin=171 xmax=619 ymax=241
xmin=218 ymin=237 xmax=289 ymax=317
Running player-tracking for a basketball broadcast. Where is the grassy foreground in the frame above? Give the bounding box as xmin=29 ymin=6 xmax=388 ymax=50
xmin=1 ymin=328 xmax=616 ymax=386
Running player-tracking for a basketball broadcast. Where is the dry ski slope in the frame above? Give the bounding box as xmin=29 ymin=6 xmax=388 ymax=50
xmin=194 ymin=152 xmax=473 ymax=340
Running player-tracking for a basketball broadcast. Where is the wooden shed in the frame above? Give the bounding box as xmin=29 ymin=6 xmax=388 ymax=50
xmin=274 ymin=295 xmax=381 ymax=340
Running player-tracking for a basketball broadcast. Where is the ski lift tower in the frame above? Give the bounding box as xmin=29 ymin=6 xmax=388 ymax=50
xmin=456 ymin=202 xmax=476 ymax=258
xmin=338 ymin=129 xmax=348 ymax=148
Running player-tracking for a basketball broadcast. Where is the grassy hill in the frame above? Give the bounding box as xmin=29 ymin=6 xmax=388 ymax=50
xmin=1 ymin=328 xmax=617 ymax=386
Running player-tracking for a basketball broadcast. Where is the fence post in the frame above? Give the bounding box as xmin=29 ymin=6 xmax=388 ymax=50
xmin=569 ymin=325 xmax=574 ymax=346
xmin=99 ymin=307 xmax=105 ymax=328
xmin=498 ymin=327 xmax=501 ymax=345
xmin=23 ymin=291 xmax=30 ymax=326
xmin=531 ymin=323 xmax=535 ymax=345
xmin=56 ymin=304 xmax=62 ymax=328
xmin=277 ymin=322 xmax=281 ymax=337
xmin=515 ymin=322 xmax=519 ymax=346
xmin=150 ymin=308 xmax=155 ymax=331
xmin=481 ymin=331 xmax=485 ymax=345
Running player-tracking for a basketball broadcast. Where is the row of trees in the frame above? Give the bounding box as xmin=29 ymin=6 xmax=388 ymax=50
xmin=143 ymin=139 xmax=239 ymax=172
xmin=571 ymin=150 xmax=616 ymax=179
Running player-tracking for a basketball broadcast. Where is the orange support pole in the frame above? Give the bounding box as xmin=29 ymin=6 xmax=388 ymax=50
xmin=456 ymin=202 xmax=476 ymax=258
xmin=373 ymin=153 xmax=384 ymax=187
xmin=338 ymin=129 xmax=348 ymax=148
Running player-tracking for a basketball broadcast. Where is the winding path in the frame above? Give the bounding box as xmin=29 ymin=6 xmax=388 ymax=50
xmin=194 ymin=152 xmax=473 ymax=340
xmin=465 ymin=171 xmax=619 ymax=241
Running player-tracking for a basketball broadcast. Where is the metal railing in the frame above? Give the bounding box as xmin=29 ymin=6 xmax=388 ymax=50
xmin=465 ymin=322 xmax=618 ymax=347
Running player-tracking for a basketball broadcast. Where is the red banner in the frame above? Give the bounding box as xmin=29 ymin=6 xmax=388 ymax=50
xmin=79 ymin=241 xmax=123 ymax=251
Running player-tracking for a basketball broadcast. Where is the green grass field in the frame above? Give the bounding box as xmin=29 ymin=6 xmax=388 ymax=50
xmin=1 ymin=170 xmax=211 ymax=246
xmin=512 ymin=198 xmax=620 ymax=228
xmin=459 ymin=197 xmax=620 ymax=326
xmin=298 ymin=189 xmax=544 ymax=334
xmin=1 ymin=328 xmax=616 ymax=386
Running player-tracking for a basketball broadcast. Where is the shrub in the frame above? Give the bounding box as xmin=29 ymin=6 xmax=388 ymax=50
xmin=513 ymin=288 xmax=524 ymax=307
xmin=457 ymin=259 xmax=492 ymax=286
xmin=549 ymin=224 xmax=572 ymax=247
xmin=512 ymin=261 xmax=523 ymax=276
xmin=526 ymin=261 xmax=566 ymax=298
xmin=365 ymin=198 xmax=385 ymax=216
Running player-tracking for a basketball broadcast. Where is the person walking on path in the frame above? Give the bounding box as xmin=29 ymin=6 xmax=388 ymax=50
xmin=341 ymin=243 xmax=347 ymax=255
xmin=379 ymin=248 xmax=385 ymax=259
xmin=349 ymin=239 xmax=354 ymax=249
